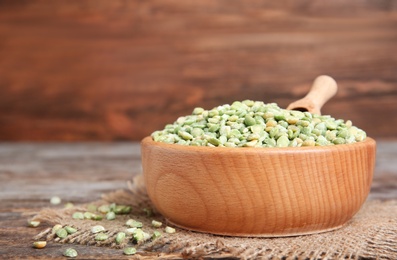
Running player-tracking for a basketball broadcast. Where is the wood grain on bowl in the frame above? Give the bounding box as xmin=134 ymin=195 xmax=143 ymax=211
xmin=141 ymin=137 xmax=376 ymax=237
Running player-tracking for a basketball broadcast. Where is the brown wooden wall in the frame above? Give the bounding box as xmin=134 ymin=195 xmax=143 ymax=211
xmin=1 ymin=0 xmax=396 ymax=141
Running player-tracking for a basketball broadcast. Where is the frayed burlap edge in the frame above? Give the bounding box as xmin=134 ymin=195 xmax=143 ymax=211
xmin=32 ymin=175 xmax=397 ymax=260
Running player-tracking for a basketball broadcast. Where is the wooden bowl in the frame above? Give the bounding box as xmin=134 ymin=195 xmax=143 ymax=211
xmin=141 ymin=136 xmax=376 ymax=237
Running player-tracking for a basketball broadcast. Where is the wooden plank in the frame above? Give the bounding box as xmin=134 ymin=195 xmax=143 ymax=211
xmin=0 ymin=141 xmax=396 ymax=258
xmin=0 ymin=143 xmax=140 ymax=259
xmin=0 ymin=1 xmax=396 ymax=141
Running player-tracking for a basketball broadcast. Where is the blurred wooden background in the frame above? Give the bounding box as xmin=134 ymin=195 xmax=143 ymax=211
xmin=0 ymin=0 xmax=396 ymax=141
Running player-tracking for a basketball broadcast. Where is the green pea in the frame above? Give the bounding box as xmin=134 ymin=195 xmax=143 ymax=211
xmin=126 ymin=219 xmax=143 ymax=228
xmin=106 ymin=211 xmax=116 ymax=220
xmin=95 ymin=233 xmax=108 ymax=241
xmin=123 ymin=247 xmax=137 ymax=255
xmin=276 ymin=135 xmax=289 ymax=147
xmin=151 ymin=100 xmax=366 ymax=147
xmin=72 ymin=212 xmax=84 ymax=220
xmin=65 ymin=226 xmax=77 ymax=234
xmin=333 ymin=137 xmax=346 ymax=144
xmin=244 ymin=115 xmax=256 ymax=126
xmin=63 ymin=248 xmax=78 ymax=258
xmin=115 ymin=232 xmax=126 ymax=245
xmin=56 ymin=228 xmax=68 ymax=239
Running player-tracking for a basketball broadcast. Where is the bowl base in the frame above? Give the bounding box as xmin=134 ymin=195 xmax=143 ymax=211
xmin=166 ymin=219 xmax=348 ymax=238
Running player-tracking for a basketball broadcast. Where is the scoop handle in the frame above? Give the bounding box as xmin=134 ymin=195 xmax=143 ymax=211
xmin=287 ymin=75 xmax=338 ymax=115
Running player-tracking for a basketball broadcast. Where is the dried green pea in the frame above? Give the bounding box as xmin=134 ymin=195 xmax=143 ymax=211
xmin=165 ymin=226 xmax=176 ymax=234
xmin=276 ymin=135 xmax=289 ymax=147
xmin=244 ymin=115 xmax=256 ymax=126
xmin=208 ymin=137 xmax=220 ymax=146
xmin=106 ymin=211 xmax=116 ymax=220
xmin=152 ymin=230 xmax=162 ymax=240
xmin=278 ymin=120 xmax=288 ymax=128
xmin=115 ymin=232 xmax=126 ymax=245
xmin=113 ymin=205 xmax=131 ymax=214
xmin=28 ymin=220 xmax=40 ymax=228
xmin=345 ymin=120 xmax=353 ymax=127
xmin=224 ymin=142 xmax=237 ymax=147
xmin=109 ymin=203 xmax=117 ymax=212
xmin=191 ymin=128 xmax=204 ymax=137
xmin=274 ymin=113 xmax=286 ymax=121
xmin=125 ymin=228 xmax=137 ymax=235
xmin=91 ymin=214 xmax=103 ymax=221
xmin=295 ymin=138 xmax=303 ymax=146
xmin=84 ymin=211 xmax=94 ymax=219
xmin=207 ymin=123 xmax=220 ymax=132
xmin=228 ymin=114 xmax=239 ymax=122
xmin=65 ymin=226 xmax=77 ymax=234
xmin=50 ymin=196 xmax=61 ymax=205
xmin=326 ymin=130 xmax=337 ymax=141
xmin=286 ymin=116 xmax=299 ymax=124
xmin=95 ymin=233 xmax=108 ymax=241
xmin=346 ymin=134 xmax=356 ymax=143
xmin=152 ymin=100 xmax=366 ymax=147
xmin=333 ymin=137 xmax=346 ymax=144
xmin=123 ymin=247 xmax=137 ymax=255
xmin=55 ymin=228 xmax=68 ymax=239
xmin=254 ymin=115 xmax=265 ymax=124
xmin=264 ymin=138 xmax=276 ymax=147
xmin=129 ymin=229 xmax=150 ymax=243
xmin=289 ymin=138 xmax=299 ymax=147
xmin=263 ymin=112 xmax=274 ymax=119
xmin=219 ymin=135 xmax=228 ymax=145
xmin=64 ymin=202 xmax=74 ymax=209
xmin=228 ymin=128 xmax=241 ymax=138
xmin=290 ymin=110 xmax=305 ymax=119
xmin=243 ymin=99 xmax=255 ymax=107
xmin=269 ymin=127 xmax=279 ymax=138
xmin=126 ymin=219 xmax=143 ymax=228
xmin=143 ymin=231 xmax=151 ymax=241
xmin=178 ymin=130 xmax=193 ymax=140
xmin=91 ymin=225 xmax=106 ymax=234
xmin=287 ymin=126 xmax=300 ymax=139
xmin=297 ymin=120 xmax=310 ymax=127
xmin=208 ymin=117 xmax=220 ymax=124
xmin=250 ymin=124 xmax=263 ymax=134
xmin=97 ymin=204 xmax=110 ymax=214
xmin=246 ymin=133 xmax=260 ymax=141
xmin=72 ymin=212 xmax=84 ymax=220
xmin=312 ymin=128 xmax=321 ymax=136
xmin=244 ymin=140 xmax=258 ymax=147
xmin=132 ymin=229 xmax=145 ymax=242
xmin=32 ymin=241 xmax=47 ymax=249
xmin=192 ymin=107 xmax=204 ymax=115
xmin=337 ymin=128 xmax=348 ymax=138
xmin=315 ymin=122 xmax=327 ymax=133
xmin=52 ymin=224 xmax=63 ymax=233
xmin=325 ymin=120 xmax=338 ymax=130
xmin=63 ymin=248 xmax=78 ymax=258
xmin=208 ymin=109 xmax=219 ymax=117
xmin=151 ymin=220 xmax=163 ymax=228
xmin=302 ymin=140 xmax=316 ymax=146
xmin=316 ymin=136 xmax=330 ymax=146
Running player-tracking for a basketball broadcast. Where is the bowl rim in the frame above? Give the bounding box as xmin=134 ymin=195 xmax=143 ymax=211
xmin=141 ymin=136 xmax=376 ymax=154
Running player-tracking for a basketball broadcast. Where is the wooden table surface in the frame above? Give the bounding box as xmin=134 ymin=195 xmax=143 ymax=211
xmin=0 ymin=141 xmax=396 ymax=259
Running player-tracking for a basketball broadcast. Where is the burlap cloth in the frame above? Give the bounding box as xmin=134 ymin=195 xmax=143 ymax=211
xmin=33 ymin=175 xmax=397 ymax=259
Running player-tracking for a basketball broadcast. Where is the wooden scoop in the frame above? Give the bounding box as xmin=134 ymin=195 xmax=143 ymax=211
xmin=287 ymin=75 xmax=338 ymax=115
